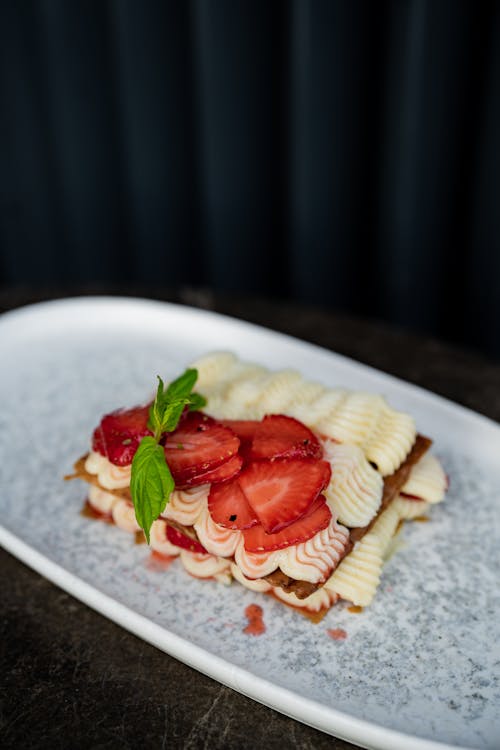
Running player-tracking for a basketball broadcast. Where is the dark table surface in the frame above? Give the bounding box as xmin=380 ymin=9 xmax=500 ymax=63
xmin=2 ymin=286 xmax=500 ymax=750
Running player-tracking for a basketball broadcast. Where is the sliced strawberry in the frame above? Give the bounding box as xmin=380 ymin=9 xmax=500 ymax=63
xmin=220 ymin=419 xmax=260 ymax=456
xmin=98 ymin=405 xmax=152 ymax=466
xmin=91 ymin=425 xmax=106 ymax=455
xmin=166 ymin=524 xmax=208 ymax=554
xmin=243 ymin=495 xmax=331 ymax=552
xmin=180 ymin=453 xmax=243 ymax=488
xmin=238 ymin=458 xmax=331 ymax=534
xmin=208 ymin=477 xmax=259 ymax=530
xmin=164 ymin=412 xmax=240 ymax=484
xmin=250 ymin=414 xmax=322 ymax=461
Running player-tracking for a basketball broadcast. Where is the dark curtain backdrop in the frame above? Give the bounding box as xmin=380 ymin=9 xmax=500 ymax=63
xmin=0 ymin=1 xmax=499 ymax=357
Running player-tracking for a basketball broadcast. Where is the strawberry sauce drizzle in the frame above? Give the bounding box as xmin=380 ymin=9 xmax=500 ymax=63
xmin=327 ymin=628 xmax=347 ymax=641
xmin=243 ymin=604 xmax=266 ymax=636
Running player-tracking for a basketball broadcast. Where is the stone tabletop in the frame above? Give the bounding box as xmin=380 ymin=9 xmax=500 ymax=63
xmin=2 ymin=286 xmax=499 ymax=750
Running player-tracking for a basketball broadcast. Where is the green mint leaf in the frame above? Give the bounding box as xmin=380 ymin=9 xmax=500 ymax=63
xmin=130 ymin=436 xmax=174 ymax=544
xmin=159 ymin=398 xmax=189 ymax=433
xmin=148 ymin=375 xmax=166 ymax=435
xmin=165 ymin=368 xmax=198 ymax=402
xmin=148 ymin=369 xmax=205 ymax=437
xmin=188 ymin=392 xmax=207 ymax=411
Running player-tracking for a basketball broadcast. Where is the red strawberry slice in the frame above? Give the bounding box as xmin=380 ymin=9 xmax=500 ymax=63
xmin=166 ymin=524 xmax=208 ymax=554
xmin=220 ymin=419 xmax=260 ymax=456
xmin=92 ymin=425 xmax=106 ymax=455
xmin=208 ymin=477 xmax=259 ymax=530
xmin=243 ymin=495 xmax=331 ymax=552
xmin=179 ymin=453 xmax=243 ymax=488
xmin=98 ymin=405 xmax=152 ymax=466
xmin=250 ymin=414 xmax=322 ymax=461
xmin=238 ymin=458 xmax=331 ymax=534
xmin=164 ymin=411 xmax=240 ymax=484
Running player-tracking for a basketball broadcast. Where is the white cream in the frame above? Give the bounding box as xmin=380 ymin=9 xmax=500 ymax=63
xmin=231 ymin=518 xmax=349 ymax=584
xmin=325 ymin=532 xmax=383 ymax=606
xmin=87 ymin=484 xmax=119 ymax=515
xmin=272 ymin=585 xmax=339 ymax=613
xmin=234 ymin=537 xmax=281 ymax=579
xmin=322 ymin=440 xmax=383 ymax=527
xmin=111 ymin=499 xmax=140 ymax=533
xmin=230 ymin=563 xmax=272 ymax=592
xmin=276 ymin=518 xmax=350 ymax=584
xmin=84 ymin=451 xmax=131 ymax=489
xmin=194 ymin=506 xmax=241 ymax=558
xmin=179 ymin=550 xmax=232 ymax=584
xmin=160 ymin=485 xmax=209 ymax=527
xmin=401 ymin=453 xmax=447 ymax=504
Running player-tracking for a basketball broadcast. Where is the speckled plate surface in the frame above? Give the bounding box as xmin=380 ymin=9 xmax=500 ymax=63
xmin=1 ymin=298 xmax=499 ymax=750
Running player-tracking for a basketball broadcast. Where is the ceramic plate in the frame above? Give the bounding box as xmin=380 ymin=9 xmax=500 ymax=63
xmin=1 ymin=297 xmax=499 ymax=750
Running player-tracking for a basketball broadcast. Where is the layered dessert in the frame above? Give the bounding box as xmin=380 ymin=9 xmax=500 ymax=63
xmin=69 ymin=353 xmax=447 ymax=616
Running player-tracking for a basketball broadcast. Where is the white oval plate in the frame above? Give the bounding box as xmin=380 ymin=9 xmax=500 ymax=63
xmin=1 ymin=297 xmax=499 ymax=750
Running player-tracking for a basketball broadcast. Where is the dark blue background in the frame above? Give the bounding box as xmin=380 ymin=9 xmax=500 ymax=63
xmin=1 ymin=1 xmax=499 ymax=357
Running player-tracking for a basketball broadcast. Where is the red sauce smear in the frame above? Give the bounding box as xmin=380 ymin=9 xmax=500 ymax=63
xmin=327 ymin=628 xmax=347 ymax=641
xmin=146 ymin=551 xmax=176 ymax=571
xmin=243 ymin=604 xmax=266 ymax=636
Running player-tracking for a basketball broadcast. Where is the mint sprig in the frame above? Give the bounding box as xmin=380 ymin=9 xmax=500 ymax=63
xmin=131 ymin=368 xmax=206 ymax=543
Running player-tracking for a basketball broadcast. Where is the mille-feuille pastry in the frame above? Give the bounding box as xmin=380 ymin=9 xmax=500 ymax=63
xmin=69 ymin=353 xmax=447 ymax=616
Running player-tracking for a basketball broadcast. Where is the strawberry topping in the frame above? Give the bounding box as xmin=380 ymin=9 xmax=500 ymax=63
xmin=243 ymin=494 xmax=332 ymax=552
xmin=164 ymin=411 xmax=240 ymax=484
xmin=208 ymin=477 xmax=259 ymax=530
xmin=179 ymin=452 xmax=243 ymax=488
xmin=238 ymin=458 xmax=331 ymax=533
xmin=250 ymin=414 xmax=322 ymax=460
xmin=97 ymin=405 xmax=152 ymax=466
xmin=220 ymin=419 xmax=260 ymax=456
xmin=166 ymin=524 xmax=208 ymax=554
xmin=91 ymin=425 xmax=106 ymax=455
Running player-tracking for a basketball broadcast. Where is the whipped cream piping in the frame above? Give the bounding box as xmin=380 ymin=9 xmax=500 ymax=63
xmin=369 ymin=503 xmax=401 ymax=556
xmin=88 ymin=484 xmax=119 ymax=515
xmin=85 ymin=451 xmax=131 ymax=489
xmin=160 ymin=485 xmax=208 ymax=527
xmin=393 ymin=496 xmax=431 ymax=520
xmin=192 ymin=352 xmax=417 ymax=475
xmin=324 ymin=532 xmax=383 ymax=606
xmin=400 ymin=453 xmax=447 ymax=504
xmin=179 ymin=550 xmax=232 ymax=584
xmin=322 ymin=441 xmax=383 ymax=527
xmin=194 ymin=505 xmax=240 ymax=558
xmin=112 ymin=499 xmax=141 ymax=533
xmin=230 ymin=564 xmax=272 ymax=593
xmin=276 ymin=519 xmax=350 ymax=583
xmin=233 ymin=517 xmax=349 ymax=584
xmin=272 ymin=585 xmax=339 ymax=613
xmin=234 ymin=537 xmax=281 ymax=578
